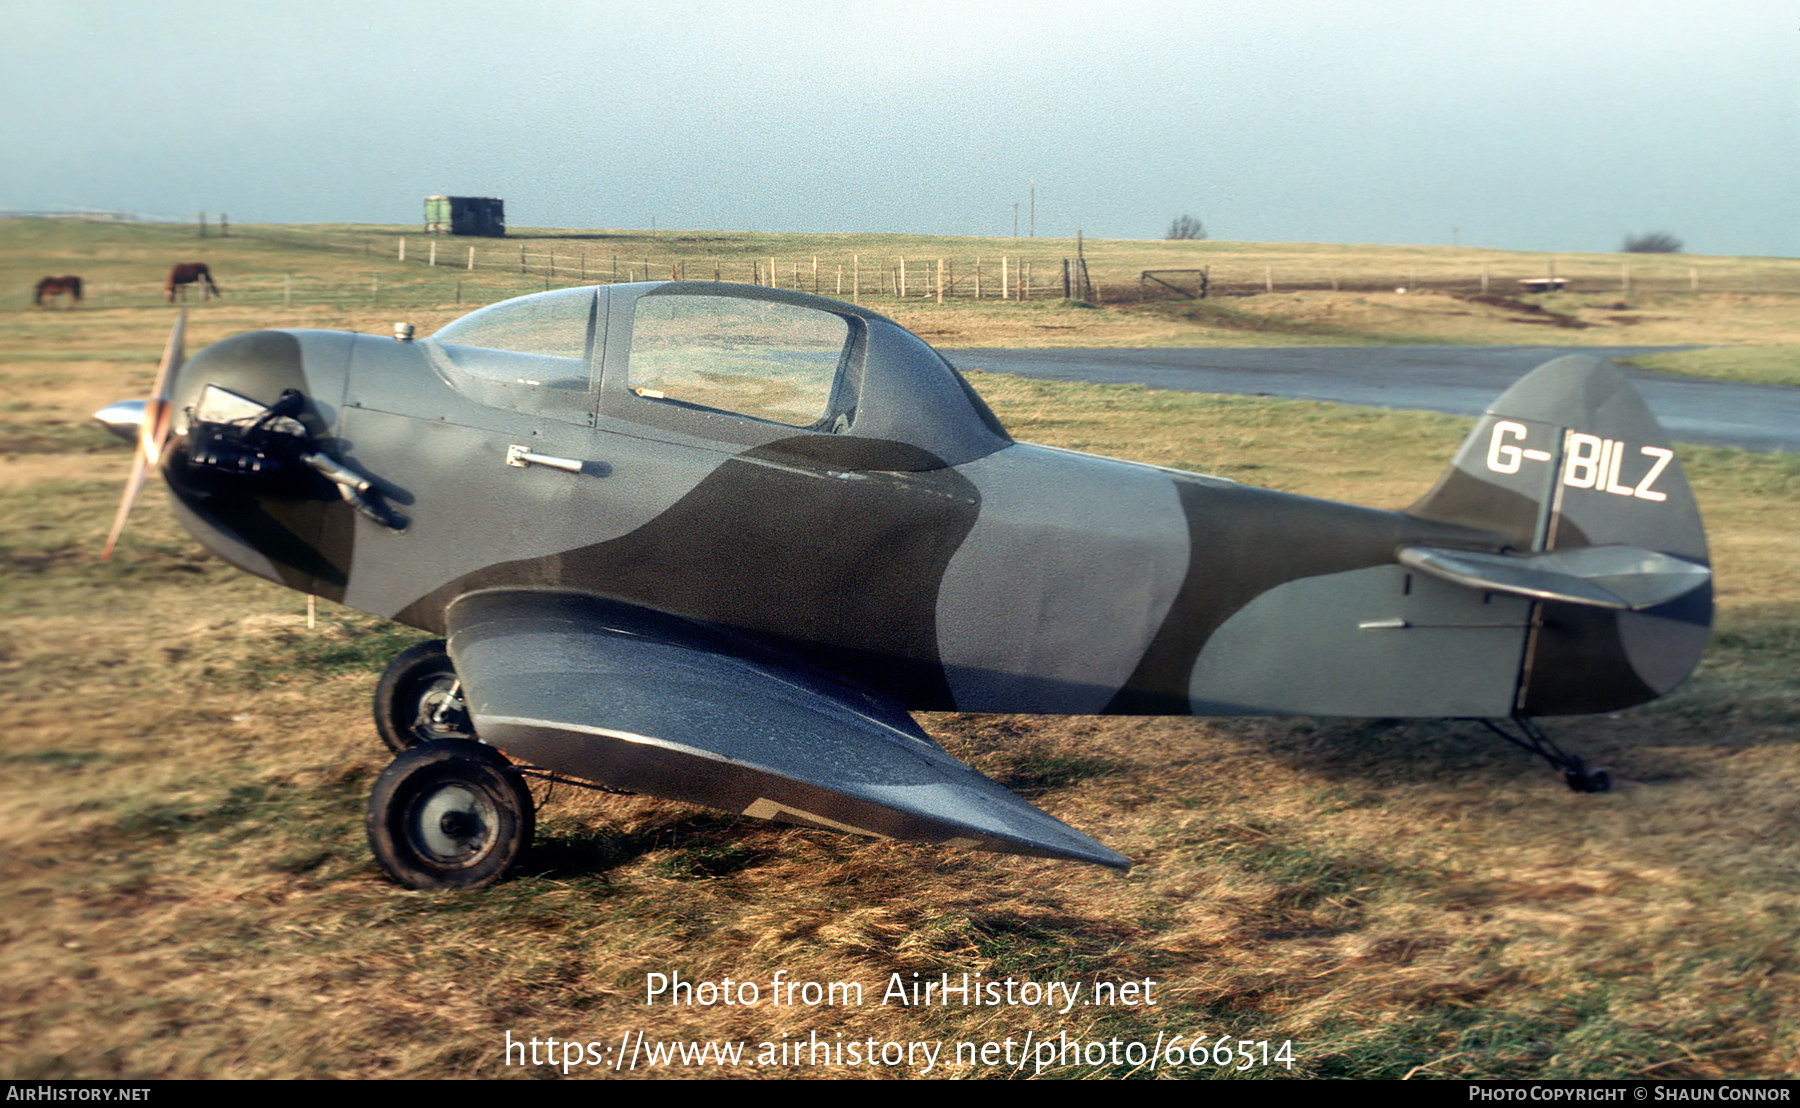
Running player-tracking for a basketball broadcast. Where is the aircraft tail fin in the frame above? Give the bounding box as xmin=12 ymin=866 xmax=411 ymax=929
xmin=1407 ymin=354 xmax=1711 ymax=714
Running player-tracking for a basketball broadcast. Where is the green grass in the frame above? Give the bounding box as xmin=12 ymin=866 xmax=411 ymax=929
xmin=1625 ymin=345 xmax=1800 ymax=388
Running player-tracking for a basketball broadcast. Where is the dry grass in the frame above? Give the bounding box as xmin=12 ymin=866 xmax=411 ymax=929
xmin=2 ymin=223 xmax=1798 ymax=1080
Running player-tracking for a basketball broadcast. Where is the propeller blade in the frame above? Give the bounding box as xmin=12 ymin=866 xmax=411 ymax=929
xmin=100 ymin=311 xmax=185 ymax=561
xmin=100 ymin=455 xmax=149 ymax=562
xmin=142 ymin=310 xmax=184 ymax=466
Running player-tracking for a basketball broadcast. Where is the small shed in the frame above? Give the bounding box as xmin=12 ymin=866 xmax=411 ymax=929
xmin=424 ymin=196 xmax=506 ymax=237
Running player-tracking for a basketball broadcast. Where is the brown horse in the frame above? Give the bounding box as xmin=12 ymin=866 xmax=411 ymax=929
xmin=34 ymin=275 xmax=82 ymax=307
xmin=165 ymin=263 xmax=221 ymax=302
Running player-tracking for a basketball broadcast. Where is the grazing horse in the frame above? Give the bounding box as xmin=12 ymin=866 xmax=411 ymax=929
xmin=34 ymin=275 xmax=82 ymax=307
xmin=165 ymin=263 xmax=221 ymax=302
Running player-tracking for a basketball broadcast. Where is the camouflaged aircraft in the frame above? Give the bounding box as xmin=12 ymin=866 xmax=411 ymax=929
xmin=97 ymin=283 xmax=1712 ymax=888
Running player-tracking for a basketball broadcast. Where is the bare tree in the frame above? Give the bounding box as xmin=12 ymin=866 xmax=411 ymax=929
xmin=1622 ymin=230 xmax=1683 ymax=254
xmin=1166 ymin=214 xmax=1207 ymax=241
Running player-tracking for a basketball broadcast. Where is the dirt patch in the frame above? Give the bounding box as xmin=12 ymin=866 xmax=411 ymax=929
xmin=1458 ymin=293 xmax=1592 ymax=328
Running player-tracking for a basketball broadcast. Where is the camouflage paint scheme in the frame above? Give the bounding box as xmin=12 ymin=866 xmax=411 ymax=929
xmin=142 ymin=283 xmax=1711 ymax=869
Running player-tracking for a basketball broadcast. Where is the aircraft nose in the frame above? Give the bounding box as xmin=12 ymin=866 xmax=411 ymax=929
xmin=95 ymin=399 xmax=148 ymax=443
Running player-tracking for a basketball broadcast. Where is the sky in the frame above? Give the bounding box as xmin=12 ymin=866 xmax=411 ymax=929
xmin=3 ymin=0 xmax=1796 ymax=256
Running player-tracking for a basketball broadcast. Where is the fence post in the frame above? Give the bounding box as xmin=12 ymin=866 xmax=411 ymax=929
xmin=399 ymin=237 xmax=406 ymax=262
xmin=468 ymin=246 xmax=475 ymax=271
xmin=1002 ymin=256 xmax=1009 ymax=300
xmin=899 ymin=258 xmax=906 ymax=298
xmin=975 ymin=257 xmax=982 ymax=300
xmin=520 ymin=244 xmax=526 ymax=274
xmin=1062 ymin=259 xmax=1071 ymax=299
xmin=938 ymin=258 xmax=945 ymax=304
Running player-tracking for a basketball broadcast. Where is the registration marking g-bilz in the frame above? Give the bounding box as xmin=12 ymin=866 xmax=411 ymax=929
xmin=1486 ymin=420 xmax=1672 ymax=502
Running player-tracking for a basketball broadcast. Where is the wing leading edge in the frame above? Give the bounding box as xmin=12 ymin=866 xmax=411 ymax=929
xmin=443 ymin=590 xmax=1129 ymax=870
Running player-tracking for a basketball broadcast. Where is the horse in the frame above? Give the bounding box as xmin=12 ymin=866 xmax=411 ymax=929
xmin=34 ymin=276 xmax=82 ymax=307
xmin=165 ymin=263 xmax=221 ymax=302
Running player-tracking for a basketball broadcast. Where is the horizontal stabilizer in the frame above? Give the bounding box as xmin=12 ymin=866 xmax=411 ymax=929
xmin=445 ymin=591 xmax=1129 ymax=870
xmin=1400 ymin=544 xmax=1712 ymax=611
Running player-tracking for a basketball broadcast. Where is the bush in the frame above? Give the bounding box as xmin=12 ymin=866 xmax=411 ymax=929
xmin=1166 ymin=214 xmax=1207 ymax=241
xmin=1622 ymin=230 xmax=1683 ymax=253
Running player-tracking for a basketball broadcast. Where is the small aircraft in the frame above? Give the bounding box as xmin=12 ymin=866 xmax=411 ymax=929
xmin=96 ymin=283 xmax=1712 ymax=888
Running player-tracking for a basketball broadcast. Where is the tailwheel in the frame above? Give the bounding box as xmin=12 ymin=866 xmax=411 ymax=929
xmin=374 ymin=639 xmax=473 ymax=752
xmin=1478 ymin=717 xmax=1611 ymax=793
xmin=366 ymin=739 xmax=535 ymax=889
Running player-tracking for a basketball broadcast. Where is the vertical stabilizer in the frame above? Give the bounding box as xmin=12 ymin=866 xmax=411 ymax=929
xmin=1409 ymin=355 xmax=1711 ymax=714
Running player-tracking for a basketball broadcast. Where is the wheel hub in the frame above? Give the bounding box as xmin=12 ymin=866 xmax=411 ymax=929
xmin=410 ymin=783 xmax=498 ymax=863
xmin=413 ymin=676 xmax=472 ymax=741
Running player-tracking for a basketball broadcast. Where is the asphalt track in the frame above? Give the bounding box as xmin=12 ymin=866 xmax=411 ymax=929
xmin=942 ymin=346 xmax=1800 ymax=453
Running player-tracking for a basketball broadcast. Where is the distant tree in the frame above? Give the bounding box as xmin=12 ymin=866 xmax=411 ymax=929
xmin=1622 ymin=230 xmax=1683 ymax=254
xmin=1166 ymin=214 xmax=1208 ymax=241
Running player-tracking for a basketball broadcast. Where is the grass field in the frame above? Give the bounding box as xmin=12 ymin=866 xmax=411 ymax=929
xmin=2 ymin=220 xmax=1798 ymax=1079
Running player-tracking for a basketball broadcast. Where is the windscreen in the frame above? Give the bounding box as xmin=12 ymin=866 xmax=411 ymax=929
xmin=427 ymin=288 xmax=599 ymax=418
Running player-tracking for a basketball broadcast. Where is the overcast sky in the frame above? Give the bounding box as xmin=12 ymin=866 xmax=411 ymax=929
xmin=4 ymin=0 xmax=1795 ymax=256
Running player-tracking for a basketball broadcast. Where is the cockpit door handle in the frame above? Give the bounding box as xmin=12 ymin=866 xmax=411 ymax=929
xmin=505 ymin=444 xmax=587 ymax=474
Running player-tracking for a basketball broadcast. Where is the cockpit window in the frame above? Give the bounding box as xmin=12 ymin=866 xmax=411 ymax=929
xmin=426 ymin=287 xmax=598 ymax=420
xmin=628 ymin=293 xmax=854 ymax=429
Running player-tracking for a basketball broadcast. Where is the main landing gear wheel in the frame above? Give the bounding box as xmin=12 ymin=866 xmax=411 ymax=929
xmin=366 ymin=739 xmax=535 ymax=889
xmin=374 ymin=639 xmax=473 ymax=753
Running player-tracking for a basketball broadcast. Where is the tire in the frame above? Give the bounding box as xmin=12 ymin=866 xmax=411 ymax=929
xmin=374 ymin=639 xmax=473 ymax=753
xmin=366 ymin=739 xmax=535 ymax=889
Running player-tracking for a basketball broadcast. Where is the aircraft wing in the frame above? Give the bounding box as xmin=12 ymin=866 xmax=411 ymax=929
xmin=444 ymin=590 xmax=1130 ymax=870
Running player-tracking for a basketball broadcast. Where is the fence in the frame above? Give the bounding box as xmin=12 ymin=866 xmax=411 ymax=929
xmin=1126 ymin=261 xmax=1800 ymax=302
xmin=364 ymin=234 xmax=1800 ymax=305
xmin=392 ymin=239 xmax=1089 ymax=304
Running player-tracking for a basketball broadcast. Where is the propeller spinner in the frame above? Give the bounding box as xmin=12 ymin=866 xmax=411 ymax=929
xmin=100 ymin=311 xmax=184 ymax=561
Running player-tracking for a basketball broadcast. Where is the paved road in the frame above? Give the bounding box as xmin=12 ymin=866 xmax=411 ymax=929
xmin=942 ymin=345 xmax=1800 ymax=453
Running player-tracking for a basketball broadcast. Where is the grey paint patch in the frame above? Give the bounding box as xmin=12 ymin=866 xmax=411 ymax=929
xmin=1188 ymin=565 xmax=1531 ymax=717
xmin=937 ymin=443 xmax=1189 ymax=713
